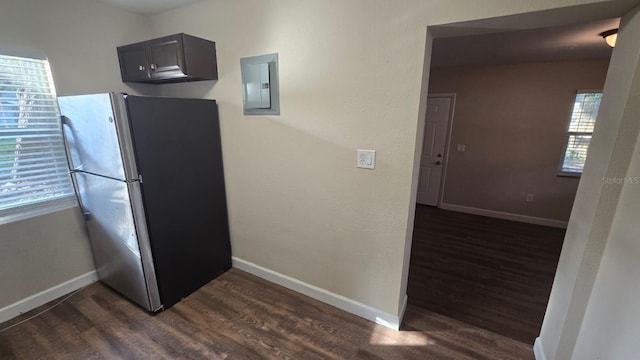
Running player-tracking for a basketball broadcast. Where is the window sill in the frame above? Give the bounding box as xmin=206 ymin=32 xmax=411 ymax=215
xmin=557 ymin=172 xmax=582 ymax=178
xmin=0 ymin=196 xmax=78 ymax=226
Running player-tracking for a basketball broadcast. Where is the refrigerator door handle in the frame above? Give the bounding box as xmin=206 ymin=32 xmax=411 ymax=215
xmin=61 ymin=116 xmax=76 ymax=170
xmin=61 ymin=116 xmax=90 ymax=218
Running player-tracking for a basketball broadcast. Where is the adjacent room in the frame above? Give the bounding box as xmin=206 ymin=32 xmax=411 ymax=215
xmin=1 ymin=0 xmax=640 ymax=359
xmin=408 ymin=18 xmax=615 ymax=344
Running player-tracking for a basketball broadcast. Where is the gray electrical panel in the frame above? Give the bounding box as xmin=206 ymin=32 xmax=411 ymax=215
xmin=240 ymin=53 xmax=280 ymax=115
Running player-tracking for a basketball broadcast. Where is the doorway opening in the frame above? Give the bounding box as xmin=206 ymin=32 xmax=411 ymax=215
xmin=407 ymin=15 xmax=618 ymax=344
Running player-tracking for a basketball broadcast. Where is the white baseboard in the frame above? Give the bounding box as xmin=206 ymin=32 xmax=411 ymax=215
xmin=439 ymin=203 xmax=568 ymax=229
xmin=232 ymin=257 xmax=403 ymax=330
xmin=398 ymin=293 xmax=408 ymax=328
xmin=0 ymin=271 xmax=98 ymax=325
xmin=534 ymin=337 xmax=547 ymax=360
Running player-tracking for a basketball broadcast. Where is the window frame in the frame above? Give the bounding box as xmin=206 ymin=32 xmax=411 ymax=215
xmin=557 ymin=89 xmax=603 ymax=178
xmin=0 ymin=51 xmax=76 ymax=225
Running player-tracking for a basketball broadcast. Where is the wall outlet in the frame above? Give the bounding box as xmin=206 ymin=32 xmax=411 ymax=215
xmin=357 ymin=149 xmax=376 ymax=169
xmin=526 ymin=193 xmax=535 ymax=202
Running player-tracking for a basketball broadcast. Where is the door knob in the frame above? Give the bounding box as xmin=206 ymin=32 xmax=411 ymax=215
xmin=436 ymin=161 xmax=441 ymax=165
xmin=437 ymin=154 xmax=442 ymax=158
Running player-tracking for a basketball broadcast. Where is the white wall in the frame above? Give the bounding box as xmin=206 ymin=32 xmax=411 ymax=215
xmin=148 ymin=0 xmax=631 ymax=318
xmin=572 ymin=111 xmax=640 ymax=359
xmin=0 ymin=0 xmax=152 ymax=312
xmin=428 ymin=60 xmax=609 ymax=222
xmin=538 ymin=5 xmax=640 ymax=359
xmin=0 ymin=209 xmax=93 ymax=307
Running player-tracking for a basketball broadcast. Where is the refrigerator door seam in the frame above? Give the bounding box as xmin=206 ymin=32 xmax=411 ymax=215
xmin=70 ymin=169 xmax=128 ymax=183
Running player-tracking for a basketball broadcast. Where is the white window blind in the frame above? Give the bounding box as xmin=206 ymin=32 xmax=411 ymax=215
xmin=559 ymin=91 xmax=602 ymax=176
xmin=0 ymin=54 xmax=75 ymax=223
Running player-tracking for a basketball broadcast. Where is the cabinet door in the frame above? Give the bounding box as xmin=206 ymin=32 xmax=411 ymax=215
xmin=148 ymin=35 xmax=186 ymax=79
xmin=117 ymin=43 xmax=150 ymax=82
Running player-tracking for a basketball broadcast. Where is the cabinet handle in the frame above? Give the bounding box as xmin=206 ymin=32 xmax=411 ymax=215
xmin=138 ymin=65 xmax=145 ymax=71
xmin=150 ymin=63 xmax=156 ymax=70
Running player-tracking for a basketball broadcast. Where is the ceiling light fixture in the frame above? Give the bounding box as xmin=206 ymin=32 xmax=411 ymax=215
xmin=599 ymin=29 xmax=618 ymax=48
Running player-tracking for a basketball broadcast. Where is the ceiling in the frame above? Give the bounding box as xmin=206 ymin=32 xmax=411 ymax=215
xmin=97 ymin=0 xmax=202 ymax=14
xmin=431 ymin=18 xmax=620 ymax=67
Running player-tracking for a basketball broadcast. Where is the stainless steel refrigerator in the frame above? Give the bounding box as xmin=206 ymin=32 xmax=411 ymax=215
xmin=58 ymin=93 xmax=231 ymax=311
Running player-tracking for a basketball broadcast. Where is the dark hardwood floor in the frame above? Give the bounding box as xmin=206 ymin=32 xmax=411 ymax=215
xmin=0 ymin=268 xmax=533 ymax=359
xmin=407 ymin=205 xmax=565 ymax=344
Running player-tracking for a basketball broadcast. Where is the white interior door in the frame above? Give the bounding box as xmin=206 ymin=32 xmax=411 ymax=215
xmin=417 ymin=96 xmax=452 ymax=206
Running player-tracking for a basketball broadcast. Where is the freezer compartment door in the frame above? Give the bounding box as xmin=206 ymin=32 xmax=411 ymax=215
xmin=58 ymin=93 xmax=137 ymax=180
xmin=74 ymin=172 xmax=161 ymax=311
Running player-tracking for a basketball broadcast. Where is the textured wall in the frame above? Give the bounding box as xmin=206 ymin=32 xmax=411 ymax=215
xmin=148 ymin=0 xmax=625 ymax=316
xmin=429 ymin=60 xmax=610 ymax=222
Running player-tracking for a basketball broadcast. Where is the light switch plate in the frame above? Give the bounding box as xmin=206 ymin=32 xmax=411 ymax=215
xmin=357 ymin=149 xmax=376 ymax=169
xmin=457 ymin=144 xmax=466 ymax=152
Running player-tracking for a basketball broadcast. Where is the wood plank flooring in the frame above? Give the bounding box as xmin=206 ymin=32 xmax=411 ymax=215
xmin=1 ymin=268 xmax=533 ymax=359
xmin=407 ymin=205 xmax=565 ymax=344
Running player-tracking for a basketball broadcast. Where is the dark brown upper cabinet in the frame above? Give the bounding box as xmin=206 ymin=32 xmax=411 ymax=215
xmin=117 ymin=33 xmax=218 ymax=84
